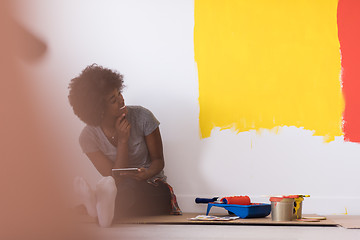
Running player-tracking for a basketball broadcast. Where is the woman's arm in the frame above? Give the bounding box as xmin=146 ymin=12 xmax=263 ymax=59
xmin=85 ymin=151 xmax=114 ymax=176
xmin=134 ymin=127 xmax=165 ymax=180
xmin=85 ymin=114 xmax=131 ymax=177
xmin=113 ymin=114 xmax=131 ymax=169
xmin=84 ymin=141 xmax=129 ymax=177
xmin=84 ymin=143 xmax=130 ymax=177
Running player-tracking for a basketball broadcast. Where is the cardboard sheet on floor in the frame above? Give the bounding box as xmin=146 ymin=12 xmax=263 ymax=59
xmin=112 ymin=213 xmax=337 ymax=226
xmin=327 ymin=215 xmax=360 ymax=229
xmin=78 ymin=212 xmax=360 ymax=228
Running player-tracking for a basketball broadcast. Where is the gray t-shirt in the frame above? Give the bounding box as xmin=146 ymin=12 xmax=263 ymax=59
xmin=79 ymin=105 xmax=165 ymax=180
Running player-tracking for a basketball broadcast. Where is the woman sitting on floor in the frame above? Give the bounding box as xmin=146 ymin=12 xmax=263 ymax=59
xmin=68 ymin=64 xmax=181 ymax=227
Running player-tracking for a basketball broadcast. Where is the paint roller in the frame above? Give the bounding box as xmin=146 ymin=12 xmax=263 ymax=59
xmin=195 ymin=196 xmax=251 ymax=205
xmin=220 ymin=196 xmax=251 ymax=205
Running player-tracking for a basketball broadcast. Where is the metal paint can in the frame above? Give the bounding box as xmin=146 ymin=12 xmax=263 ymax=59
xmin=270 ymin=196 xmax=294 ymax=221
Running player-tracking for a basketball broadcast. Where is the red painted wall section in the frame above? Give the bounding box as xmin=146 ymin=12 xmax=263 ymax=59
xmin=338 ymin=0 xmax=360 ymax=142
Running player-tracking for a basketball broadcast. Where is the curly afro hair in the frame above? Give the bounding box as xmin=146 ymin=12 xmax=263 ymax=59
xmin=68 ymin=64 xmax=124 ymax=126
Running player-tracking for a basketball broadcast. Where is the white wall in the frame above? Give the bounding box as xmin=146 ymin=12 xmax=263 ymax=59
xmin=15 ymin=0 xmax=360 ymax=215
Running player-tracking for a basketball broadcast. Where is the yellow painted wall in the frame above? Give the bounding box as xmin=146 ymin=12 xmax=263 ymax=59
xmin=195 ymin=0 xmax=344 ymax=142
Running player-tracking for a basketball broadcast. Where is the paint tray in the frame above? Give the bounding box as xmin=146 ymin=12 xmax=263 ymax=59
xmin=206 ymin=203 xmax=271 ymax=219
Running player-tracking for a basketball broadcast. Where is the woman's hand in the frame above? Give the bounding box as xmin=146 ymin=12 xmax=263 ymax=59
xmin=115 ymin=114 xmax=130 ymax=143
xmin=132 ymin=168 xmax=151 ymax=181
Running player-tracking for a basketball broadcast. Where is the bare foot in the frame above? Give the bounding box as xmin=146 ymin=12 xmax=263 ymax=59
xmin=73 ymin=176 xmax=97 ymax=218
xmin=95 ymin=176 xmax=117 ymax=227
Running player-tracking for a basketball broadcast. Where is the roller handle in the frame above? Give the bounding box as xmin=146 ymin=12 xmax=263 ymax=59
xmin=195 ymin=197 xmax=219 ymax=204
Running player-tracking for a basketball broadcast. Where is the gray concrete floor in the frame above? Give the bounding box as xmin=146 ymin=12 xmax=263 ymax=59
xmin=84 ymin=223 xmax=360 ymax=240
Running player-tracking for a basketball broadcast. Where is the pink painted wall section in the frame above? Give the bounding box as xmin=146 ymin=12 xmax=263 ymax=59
xmin=338 ymin=0 xmax=360 ymax=142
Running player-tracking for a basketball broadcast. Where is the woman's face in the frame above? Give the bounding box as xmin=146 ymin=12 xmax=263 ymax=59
xmin=103 ymin=88 xmax=128 ymax=119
